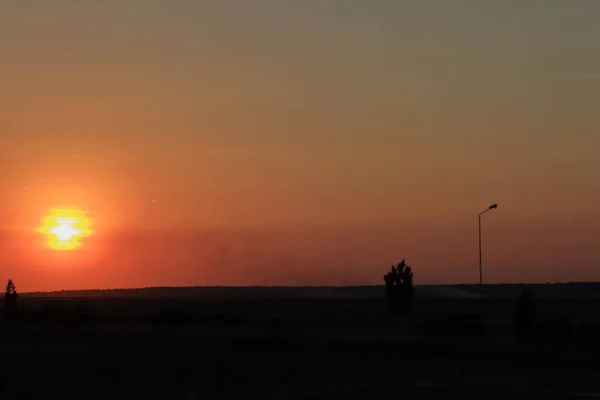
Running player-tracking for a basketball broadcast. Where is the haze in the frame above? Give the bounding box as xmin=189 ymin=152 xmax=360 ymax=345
xmin=1 ymin=1 xmax=599 ymax=291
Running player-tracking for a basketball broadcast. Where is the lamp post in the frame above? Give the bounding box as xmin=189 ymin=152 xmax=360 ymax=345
xmin=479 ymin=203 xmax=497 ymax=301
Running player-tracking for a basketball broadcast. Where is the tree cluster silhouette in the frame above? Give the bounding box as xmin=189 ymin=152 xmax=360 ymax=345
xmin=2 ymin=279 xmax=20 ymax=319
xmin=383 ymin=259 xmax=414 ymax=314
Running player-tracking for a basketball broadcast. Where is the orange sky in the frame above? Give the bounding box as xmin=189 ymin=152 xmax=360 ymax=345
xmin=1 ymin=1 xmax=599 ymax=291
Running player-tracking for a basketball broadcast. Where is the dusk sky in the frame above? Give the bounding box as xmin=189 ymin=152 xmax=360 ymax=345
xmin=1 ymin=1 xmax=599 ymax=291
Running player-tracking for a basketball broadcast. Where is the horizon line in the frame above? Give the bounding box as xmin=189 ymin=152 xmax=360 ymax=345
xmin=21 ymin=281 xmax=600 ymax=295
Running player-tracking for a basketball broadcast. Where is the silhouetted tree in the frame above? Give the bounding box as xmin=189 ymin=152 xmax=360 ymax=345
xmin=383 ymin=259 xmax=414 ymax=314
xmin=2 ymin=279 xmax=20 ymax=319
xmin=515 ymin=288 xmax=536 ymax=344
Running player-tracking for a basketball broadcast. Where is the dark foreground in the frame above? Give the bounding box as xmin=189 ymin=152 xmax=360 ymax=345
xmin=2 ymin=296 xmax=600 ymax=399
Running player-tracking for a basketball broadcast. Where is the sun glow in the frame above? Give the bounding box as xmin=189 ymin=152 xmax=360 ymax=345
xmin=37 ymin=209 xmax=94 ymax=251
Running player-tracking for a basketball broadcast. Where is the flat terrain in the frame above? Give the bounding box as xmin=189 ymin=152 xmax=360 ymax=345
xmin=2 ymin=285 xmax=600 ymax=399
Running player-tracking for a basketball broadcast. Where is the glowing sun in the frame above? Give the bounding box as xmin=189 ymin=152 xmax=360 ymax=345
xmin=37 ymin=208 xmax=94 ymax=251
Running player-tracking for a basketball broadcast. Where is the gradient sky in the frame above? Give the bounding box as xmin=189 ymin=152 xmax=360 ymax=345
xmin=1 ymin=1 xmax=599 ymax=291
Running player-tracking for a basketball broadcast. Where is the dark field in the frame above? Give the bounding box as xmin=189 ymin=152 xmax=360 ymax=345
xmin=2 ymin=285 xmax=600 ymax=399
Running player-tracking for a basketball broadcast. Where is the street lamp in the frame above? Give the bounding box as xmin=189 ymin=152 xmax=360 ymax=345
xmin=479 ymin=203 xmax=497 ymax=300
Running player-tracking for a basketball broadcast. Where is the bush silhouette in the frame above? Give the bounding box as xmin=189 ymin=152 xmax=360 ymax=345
xmin=575 ymin=321 xmax=600 ymax=353
xmin=532 ymin=315 xmax=573 ymax=357
xmin=515 ymin=288 xmax=536 ymax=344
xmin=383 ymin=259 xmax=414 ymax=315
xmin=418 ymin=313 xmax=484 ymax=340
xmin=148 ymin=311 xmax=194 ymax=326
xmin=2 ymin=279 xmax=20 ymax=320
xmin=36 ymin=302 xmax=93 ymax=326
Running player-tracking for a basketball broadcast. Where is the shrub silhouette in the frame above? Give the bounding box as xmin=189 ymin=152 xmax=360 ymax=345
xmin=575 ymin=321 xmax=600 ymax=354
xmin=418 ymin=313 xmax=484 ymax=340
xmin=2 ymin=279 xmax=20 ymax=320
xmin=36 ymin=302 xmax=93 ymax=326
xmin=148 ymin=311 xmax=194 ymax=326
xmin=532 ymin=315 xmax=573 ymax=357
xmin=383 ymin=259 xmax=414 ymax=314
xmin=515 ymin=288 xmax=536 ymax=344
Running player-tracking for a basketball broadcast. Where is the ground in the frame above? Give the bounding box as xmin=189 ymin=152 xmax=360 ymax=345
xmin=1 ymin=288 xmax=600 ymax=399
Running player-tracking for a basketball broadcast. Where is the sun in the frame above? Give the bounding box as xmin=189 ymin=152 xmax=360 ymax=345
xmin=37 ymin=208 xmax=94 ymax=251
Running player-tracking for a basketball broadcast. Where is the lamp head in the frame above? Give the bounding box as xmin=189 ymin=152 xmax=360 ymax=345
xmin=489 ymin=204 xmax=498 ymax=209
